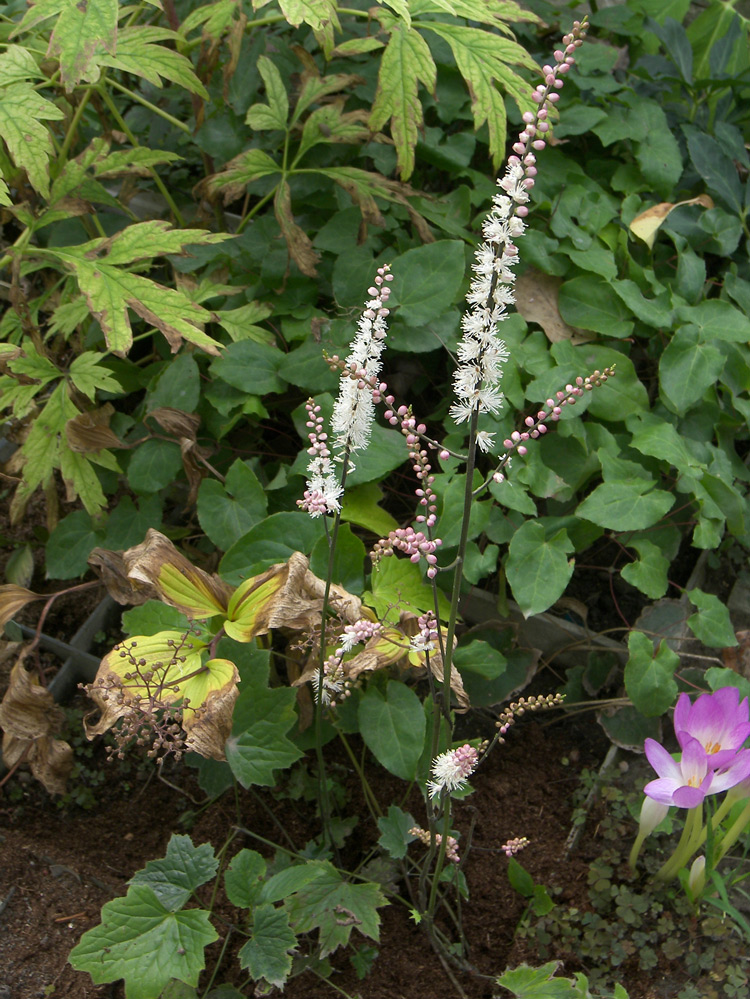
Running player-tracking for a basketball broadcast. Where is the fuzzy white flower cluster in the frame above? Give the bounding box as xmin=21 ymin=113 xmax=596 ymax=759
xmin=297 ymin=400 xmax=343 ymax=518
xmin=427 ymin=743 xmax=479 ymax=799
xmin=450 ymin=22 xmax=586 ymax=450
xmin=331 ymin=265 xmax=393 ymax=454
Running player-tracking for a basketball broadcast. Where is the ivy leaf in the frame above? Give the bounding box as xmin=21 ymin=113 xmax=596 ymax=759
xmin=246 ymin=56 xmax=288 ymax=130
xmin=624 ymin=632 xmax=678 ymax=717
xmin=419 ymin=22 xmax=536 ymax=168
xmin=370 ymin=24 xmax=436 ymax=180
xmin=285 ymin=862 xmax=386 ymax=957
xmin=377 ymin=805 xmax=417 ymax=860
xmin=358 ymin=681 xmax=426 ymax=780
xmin=365 ymin=555 xmax=450 ymax=621
xmin=129 ymin=835 xmax=219 ymax=911
xmin=238 ymin=903 xmax=297 ymax=988
xmin=506 ymin=521 xmax=574 ymax=618
xmin=14 ymin=0 xmax=117 ymax=90
xmin=575 ymin=480 xmax=675 ymax=531
xmin=68 ymin=884 xmax=218 ymax=999
xmin=197 ymin=460 xmax=268 ymax=552
xmin=659 ymin=325 xmax=725 ymax=414
xmin=686 ymin=588 xmax=738 ymax=648
xmin=0 ymin=83 xmax=64 ymax=197
xmin=621 ymin=539 xmax=669 ymax=599
xmin=100 ymin=26 xmax=209 ymax=99
xmin=225 ymin=648 xmax=303 ymax=787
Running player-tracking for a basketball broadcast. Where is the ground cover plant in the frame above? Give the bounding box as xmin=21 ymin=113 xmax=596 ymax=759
xmin=3 ymin=0 xmax=750 ymax=996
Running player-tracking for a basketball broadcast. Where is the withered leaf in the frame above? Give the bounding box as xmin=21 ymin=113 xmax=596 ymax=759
xmin=0 ymin=584 xmax=41 ymax=630
xmin=147 ymin=407 xmax=201 ymax=439
xmin=0 ymin=656 xmax=73 ymax=795
xmin=516 ymin=269 xmax=593 ymax=345
xmin=88 ymin=548 xmax=155 ymax=606
xmin=629 ymin=195 xmax=714 ymax=249
xmin=65 ymin=403 xmax=123 ymax=452
xmin=274 ymin=180 xmax=320 ymax=277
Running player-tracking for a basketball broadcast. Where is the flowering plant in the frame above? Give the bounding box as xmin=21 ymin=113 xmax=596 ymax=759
xmin=631 ymin=686 xmax=750 ymax=900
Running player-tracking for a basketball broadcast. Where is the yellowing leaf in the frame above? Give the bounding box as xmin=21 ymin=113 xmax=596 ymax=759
xmin=0 ymin=83 xmax=64 ymax=197
xmin=629 ymin=195 xmax=715 ymax=249
xmin=159 ymin=564 xmax=229 ymax=619
xmin=246 ymin=56 xmax=289 ymax=130
xmin=370 ymin=25 xmax=436 ymax=180
xmin=15 ymin=0 xmax=117 ymax=90
xmin=278 ymin=0 xmax=339 ymax=31
xmin=44 ymin=224 xmax=233 ymax=356
xmin=225 ymin=568 xmax=289 ymax=642
xmin=100 ymin=26 xmax=209 ymax=99
xmin=0 ymin=44 xmax=44 ymax=86
xmin=421 ymin=22 xmax=536 ymax=168
xmin=204 ymin=149 xmax=280 ymax=204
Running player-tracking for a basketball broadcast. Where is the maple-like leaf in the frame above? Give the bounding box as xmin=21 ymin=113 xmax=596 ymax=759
xmin=100 ymin=26 xmax=209 ymax=99
xmin=370 ymin=24 xmax=436 ymax=180
xmin=246 ymin=56 xmax=289 ymax=130
xmin=40 ymin=222 xmax=233 ymax=356
xmin=13 ymin=0 xmax=118 ymax=90
xmin=0 ymin=82 xmax=64 ymax=197
xmin=420 ymin=22 xmax=537 ymax=167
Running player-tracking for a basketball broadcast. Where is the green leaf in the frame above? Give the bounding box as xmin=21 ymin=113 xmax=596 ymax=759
xmin=224 ymin=849 xmax=266 ymax=908
xmin=674 ymin=300 xmax=750 ymax=342
xmin=628 ymin=416 xmax=701 ymax=475
xmin=215 ymin=301 xmax=274 ymax=344
xmin=698 ymin=472 xmax=745 ymax=536
xmin=220 ymin=513 xmax=325 ymax=584
xmin=506 ymin=521 xmax=574 ymax=619
xmin=558 ymin=275 xmax=634 ymax=338
xmin=100 ymin=26 xmax=209 ymax=99
xmin=310 ymin=523 xmax=365 ymax=595
xmin=419 ymin=22 xmax=535 ymax=168
xmin=575 ymin=480 xmax=674 ymax=531
xmin=624 ymin=632 xmax=679 ymax=717
xmin=259 ymin=863 xmax=327 ymax=905
xmin=69 ymin=351 xmax=122 ymax=401
xmin=127 ymin=439 xmax=183 ymax=494
xmin=238 ymin=903 xmax=297 ymax=988
xmin=634 ymin=103 xmax=683 ymax=196
xmin=686 ymin=588 xmax=738 ymax=648
xmin=129 ymin=835 xmax=218 ymax=911
xmin=60 ymin=445 xmax=108 ymax=516
xmin=621 ymin=539 xmax=669 ymax=599
xmin=121 ymin=600 xmax=189 ymax=638
xmin=225 ymin=648 xmax=303 ymax=787
xmin=104 ymin=496 xmax=163 ymax=551
xmin=388 ymin=241 xmax=464 ymax=325
xmin=285 ymin=862 xmax=386 ymax=957
xmin=341 ymin=483 xmax=399 ymax=538
xmin=147 ymin=354 xmax=200 ymax=413
xmin=198 ymin=460 xmax=268 ymax=552
xmin=206 ymin=149 xmax=280 ymax=203
xmin=210 ymin=340 xmax=285 ymax=396
xmin=45 ymin=509 xmax=103 ymax=579
xmin=0 ymin=83 xmax=64 ymax=197
xmin=16 ymin=0 xmax=117 ymax=90
xmin=370 ymin=24 xmax=436 ymax=180
xmin=68 ymin=884 xmax=218 ymax=999
xmin=358 ymin=680 xmax=425 ymax=780
xmin=438 ymin=474 xmax=492 ymax=548
xmin=365 ymin=555 xmax=450 ymax=621
xmin=246 ymin=56 xmax=288 ymax=130
xmin=496 ymin=960 xmax=578 ymax=998
xmin=659 ymin=325 xmax=725 ymax=413
xmin=377 ymin=805 xmax=417 ymax=860
xmin=685 ymin=128 xmax=743 ymax=214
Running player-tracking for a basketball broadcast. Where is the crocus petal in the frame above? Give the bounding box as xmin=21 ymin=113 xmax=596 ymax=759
xmin=645 ymin=738 xmax=683 ymax=782
xmin=710 ymin=749 xmax=750 ymax=794
xmin=644 ymin=777 xmax=681 ymax=805
xmin=681 ymin=737 xmax=710 ymax=781
xmin=672 ymin=784 xmax=707 ymax=808
xmin=673 ymin=692 xmax=691 ymax=743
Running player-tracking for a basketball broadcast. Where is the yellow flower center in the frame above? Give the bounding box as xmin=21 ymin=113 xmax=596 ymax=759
xmin=706 ymin=741 xmax=721 ymax=754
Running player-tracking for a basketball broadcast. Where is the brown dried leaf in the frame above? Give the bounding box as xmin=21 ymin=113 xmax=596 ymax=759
xmin=516 ymin=269 xmax=594 ymax=345
xmin=88 ymin=548 xmax=154 ymax=605
xmin=274 ymin=180 xmax=320 ymax=277
xmin=629 ymin=195 xmax=714 ymax=249
xmin=147 ymin=407 xmax=201 ymax=439
xmin=65 ymin=403 xmax=123 ymax=453
xmin=0 ymin=584 xmax=40 ymax=630
xmin=0 ymin=656 xmax=73 ymax=795
xmin=179 ymin=437 xmax=206 ymax=508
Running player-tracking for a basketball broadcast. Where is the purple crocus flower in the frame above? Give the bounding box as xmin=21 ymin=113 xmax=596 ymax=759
xmin=644 ymin=736 xmax=750 ymax=808
xmin=673 ymin=687 xmax=750 ymax=768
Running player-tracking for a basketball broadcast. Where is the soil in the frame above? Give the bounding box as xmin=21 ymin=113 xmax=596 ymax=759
xmin=0 ymin=688 xmax=686 ymax=999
